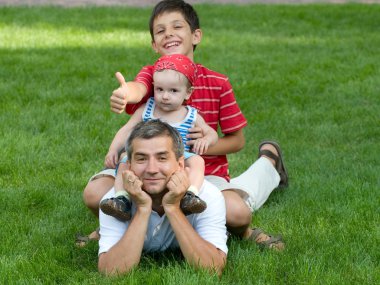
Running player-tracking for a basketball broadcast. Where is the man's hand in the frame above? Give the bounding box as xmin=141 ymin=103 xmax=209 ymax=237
xmin=163 ymin=169 xmax=190 ymax=212
xmin=122 ymin=170 xmax=152 ymax=211
xmin=110 ymin=72 xmax=128 ymax=114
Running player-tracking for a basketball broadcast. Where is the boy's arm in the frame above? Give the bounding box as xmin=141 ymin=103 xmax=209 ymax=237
xmin=110 ymin=72 xmax=147 ymax=114
xmin=105 ymin=106 xmax=145 ymax=168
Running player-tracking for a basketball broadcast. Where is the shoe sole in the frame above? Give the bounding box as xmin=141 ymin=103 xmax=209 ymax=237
xmin=181 ymin=201 xmax=207 ymax=215
xmin=100 ymin=202 xmax=131 ymax=222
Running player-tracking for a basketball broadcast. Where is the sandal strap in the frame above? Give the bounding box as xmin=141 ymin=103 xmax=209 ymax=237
xmin=258 ymin=140 xmax=289 ymax=188
xmin=258 ymin=149 xmax=279 ymax=167
xmin=248 ymin=228 xmax=263 ymax=241
xmin=248 ymin=228 xmax=285 ymax=251
xmin=75 ymin=233 xmax=90 ymax=243
xmin=260 ymin=235 xmax=283 ymax=246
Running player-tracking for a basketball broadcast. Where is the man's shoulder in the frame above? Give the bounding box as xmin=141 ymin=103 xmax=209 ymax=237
xmin=199 ymin=180 xmax=224 ymax=202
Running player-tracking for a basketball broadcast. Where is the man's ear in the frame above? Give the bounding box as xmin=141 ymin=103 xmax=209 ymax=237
xmin=192 ymin=29 xmax=202 ymax=46
xmin=178 ymin=156 xmax=185 ymax=170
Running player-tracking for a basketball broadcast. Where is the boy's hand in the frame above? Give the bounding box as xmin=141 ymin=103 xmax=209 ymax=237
xmin=163 ymin=169 xmax=190 ymax=212
xmin=105 ymin=150 xmax=119 ymax=168
xmin=186 ymin=127 xmax=204 ymax=142
xmin=110 ymin=72 xmax=128 ymax=114
xmin=192 ymin=138 xmax=210 ymax=155
xmin=122 ymin=170 xmax=152 ymax=211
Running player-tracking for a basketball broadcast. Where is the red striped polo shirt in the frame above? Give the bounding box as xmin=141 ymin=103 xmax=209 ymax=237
xmin=126 ymin=64 xmax=247 ymax=180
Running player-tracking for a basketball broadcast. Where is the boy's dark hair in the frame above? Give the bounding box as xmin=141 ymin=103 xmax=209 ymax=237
xmin=149 ymin=0 xmax=200 ymax=48
xmin=126 ymin=119 xmax=184 ymax=160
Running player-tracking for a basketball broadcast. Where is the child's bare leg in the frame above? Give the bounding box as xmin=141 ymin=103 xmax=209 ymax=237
xmin=99 ymin=161 xmax=132 ymax=221
xmin=180 ymin=155 xmax=207 ymax=215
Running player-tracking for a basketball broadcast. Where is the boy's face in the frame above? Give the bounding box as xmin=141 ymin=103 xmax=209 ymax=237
xmin=151 ymin=11 xmax=202 ymax=61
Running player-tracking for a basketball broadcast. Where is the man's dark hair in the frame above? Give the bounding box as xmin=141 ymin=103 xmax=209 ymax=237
xmin=126 ymin=119 xmax=184 ymax=160
xmin=149 ymin=0 xmax=200 ymax=48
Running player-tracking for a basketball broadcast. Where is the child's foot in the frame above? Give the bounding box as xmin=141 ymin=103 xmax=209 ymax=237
xmin=100 ymin=196 xmax=132 ymax=221
xmin=180 ymin=191 xmax=207 ymax=215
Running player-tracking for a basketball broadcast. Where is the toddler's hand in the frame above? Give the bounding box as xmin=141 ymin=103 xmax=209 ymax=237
xmin=105 ymin=150 xmax=119 ymax=168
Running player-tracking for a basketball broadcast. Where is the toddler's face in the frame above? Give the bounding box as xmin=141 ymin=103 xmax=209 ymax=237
xmin=153 ymin=69 xmax=191 ymax=113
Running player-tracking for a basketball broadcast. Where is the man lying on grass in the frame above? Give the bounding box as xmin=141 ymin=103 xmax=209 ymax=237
xmin=98 ymin=120 xmax=227 ymax=276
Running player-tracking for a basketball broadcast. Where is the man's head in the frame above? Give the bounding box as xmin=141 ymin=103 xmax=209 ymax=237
xmin=126 ymin=120 xmax=185 ymax=194
xmin=149 ymin=0 xmax=202 ymax=59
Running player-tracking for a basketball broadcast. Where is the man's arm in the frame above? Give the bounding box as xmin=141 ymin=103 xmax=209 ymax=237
xmin=163 ymin=171 xmax=227 ymax=275
xmin=110 ymin=72 xmax=147 ymax=114
xmin=98 ymin=171 xmax=152 ymax=276
xmin=98 ymin=206 xmax=150 ymax=275
xmin=166 ymin=208 xmax=227 ymax=275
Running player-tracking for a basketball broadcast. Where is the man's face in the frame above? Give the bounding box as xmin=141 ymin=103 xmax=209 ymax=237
xmin=128 ymin=136 xmax=184 ymax=195
xmin=151 ymin=11 xmax=201 ymax=60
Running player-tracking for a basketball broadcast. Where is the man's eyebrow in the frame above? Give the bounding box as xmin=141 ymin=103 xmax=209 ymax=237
xmin=133 ymin=151 xmax=169 ymax=156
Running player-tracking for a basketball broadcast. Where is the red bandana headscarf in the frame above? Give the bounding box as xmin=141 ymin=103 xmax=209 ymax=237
xmin=153 ymin=54 xmax=197 ymax=86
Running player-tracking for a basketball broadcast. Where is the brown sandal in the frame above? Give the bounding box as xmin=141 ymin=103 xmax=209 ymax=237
xmin=248 ymin=228 xmax=285 ymax=251
xmin=75 ymin=228 xmax=100 ymax=248
xmin=258 ymin=140 xmax=289 ymax=188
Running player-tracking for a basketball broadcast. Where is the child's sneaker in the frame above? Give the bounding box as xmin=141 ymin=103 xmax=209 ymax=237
xmin=180 ymin=191 xmax=207 ymax=215
xmin=100 ymin=196 xmax=132 ymax=222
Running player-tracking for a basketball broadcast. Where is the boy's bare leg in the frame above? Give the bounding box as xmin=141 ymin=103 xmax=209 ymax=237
xmin=223 ymin=143 xmax=285 ymax=250
xmin=223 ymin=191 xmax=284 ymax=250
xmin=83 ymin=176 xmax=115 ymax=217
xmin=223 ymin=190 xmax=251 ymax=236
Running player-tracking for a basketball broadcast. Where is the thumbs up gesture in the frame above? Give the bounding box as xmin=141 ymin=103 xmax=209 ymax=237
xmin=110 ymin=72 xmax=129 ymax=114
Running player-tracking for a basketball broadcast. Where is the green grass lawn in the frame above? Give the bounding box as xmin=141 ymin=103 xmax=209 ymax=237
xmin=0 ymin=3 xmax=379 ymax=284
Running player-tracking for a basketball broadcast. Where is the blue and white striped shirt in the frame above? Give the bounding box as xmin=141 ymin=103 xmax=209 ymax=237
xmin=142 ymin=97 xmax=197 ymax=152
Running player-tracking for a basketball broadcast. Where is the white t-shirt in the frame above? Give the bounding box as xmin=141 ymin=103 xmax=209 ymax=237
xmin=98 ymin=180 xmax=228 ymax=255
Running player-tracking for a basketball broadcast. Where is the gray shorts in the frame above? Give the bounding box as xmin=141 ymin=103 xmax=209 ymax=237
xmin=88 ymin=168 xmax=116 ymax=182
